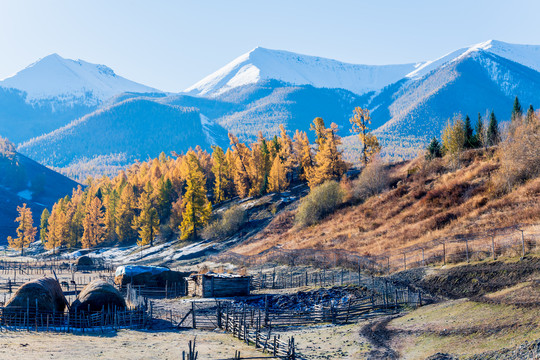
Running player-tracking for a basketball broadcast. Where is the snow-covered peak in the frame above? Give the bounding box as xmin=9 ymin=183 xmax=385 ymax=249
xmin=185 ymin=47 xmax=418 ymax=96
xmin=0 ymin=53 xmax=161 ymax=104
xmin=406 ymin=40 xmax=540 ymax=79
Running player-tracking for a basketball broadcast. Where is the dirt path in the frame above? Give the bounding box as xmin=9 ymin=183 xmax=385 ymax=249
xmin=360 ymin=315 xmax=401 ymax=360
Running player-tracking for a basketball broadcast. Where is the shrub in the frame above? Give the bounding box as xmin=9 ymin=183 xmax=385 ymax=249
xmin=202 ymin=205 xmax=247 ymax=239
xmin=493 ymin=113 xmax=540 ymax=193
xmin=351 ymin=158 xmax=389 ymax=201
xmin=295 ymin=181 xmax=343 ymax=228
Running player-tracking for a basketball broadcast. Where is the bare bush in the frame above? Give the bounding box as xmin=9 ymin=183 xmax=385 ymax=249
xmin=203 ymin=205 xmax=247 ymax=239
xmin=352 ymin=158 xmax=389 ymax=201
xmin=494 ymin=113 xmax=540 ymax=193
xmin=295 ymin=181 xmax=343 ymax=228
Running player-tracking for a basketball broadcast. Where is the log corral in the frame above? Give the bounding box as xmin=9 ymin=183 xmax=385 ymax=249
xmin=187 ymin=273 xmax=251 ymax=298
xmin=114 ymin=265 xmax=190 ymax=288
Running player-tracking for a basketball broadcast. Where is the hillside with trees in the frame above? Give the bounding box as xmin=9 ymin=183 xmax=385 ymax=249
xmin=32 ymin=113 xmax=360 ymax=253
xmin=233 ymin=99 xmax=540 ymax=265
xmin=0 ymin=137 xmax=78 ymax=243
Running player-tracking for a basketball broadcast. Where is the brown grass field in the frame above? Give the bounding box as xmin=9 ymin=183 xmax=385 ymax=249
xmin=234 ymin=149 xmax=540 ymax=262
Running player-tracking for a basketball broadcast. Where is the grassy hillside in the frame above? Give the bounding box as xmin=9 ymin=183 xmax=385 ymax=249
xmin=233 ymin=147 xmax=540 ymax=265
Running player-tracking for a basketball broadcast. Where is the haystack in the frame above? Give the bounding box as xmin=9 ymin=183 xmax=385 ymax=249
xmin=75 ymin=255 xmax=93 ymax=267
xmin=114 ymin=265 xmax=190 ymax=287
xmin=71 ymin=279 xmax=126 ymax=312
xmin=5 ymin=277 xmax=67 ymax=312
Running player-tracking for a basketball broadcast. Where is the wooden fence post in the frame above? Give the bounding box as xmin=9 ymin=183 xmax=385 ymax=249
xmin=491 ymin=235 xmax=496 ymax=260
xmin=191 ymin=301 xmax=196 ymax=329
xmin=519 ymin=229 xmax=525 ymax=259
xmin=403 ymin=253 xmax=406 ymax=270
xmin=443 ymin=241 xmax=446 ymax=265
xmin=465 ymin=238 xmax=469 ymax=263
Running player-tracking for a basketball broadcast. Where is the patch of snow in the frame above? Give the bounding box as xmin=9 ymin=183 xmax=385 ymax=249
xmin=0 ymin=53 xmax=161 ymax=105
xmin=115 ymin=265 xmax=169 ymax=277
xmin=200 ymin=114 xmax=217 ymax=144
xmin=185 ymin=47 xmax=418 ymax=96
xmin=17 ymin=189 xmax=32 ymax=200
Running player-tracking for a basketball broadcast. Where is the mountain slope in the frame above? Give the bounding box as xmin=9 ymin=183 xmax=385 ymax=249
xmin=0 ymin=54 xmax=162 ymax=143
xmin=18 ymin=98 xmax=229 ymax=179
xmin=0 ymin=138 xmax=78 ymax=243
xmin=185 ymin=47 xmax=419 ymax=96
xmin=372 ymin=49 xmax=540 ymax=146
xmin=0 ymin=53 xmax=160 ymax=104
xmin=213 ymin=80 xmax=372 ymax=142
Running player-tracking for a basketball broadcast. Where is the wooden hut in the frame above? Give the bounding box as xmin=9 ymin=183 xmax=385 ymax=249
xmin=187 ymin=273 xmax=250 ymax=298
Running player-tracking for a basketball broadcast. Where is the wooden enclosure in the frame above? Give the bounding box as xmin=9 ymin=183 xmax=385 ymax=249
xmin=187 ymin=274 xmax=250 ymax=298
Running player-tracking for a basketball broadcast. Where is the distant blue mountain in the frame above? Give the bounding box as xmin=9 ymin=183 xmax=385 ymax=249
xmin=2 ymin=40 xmax=540 ymax=177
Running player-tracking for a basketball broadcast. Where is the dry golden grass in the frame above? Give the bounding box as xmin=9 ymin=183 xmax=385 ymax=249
xmin=234 ymin=149 xmax=540 ymax=260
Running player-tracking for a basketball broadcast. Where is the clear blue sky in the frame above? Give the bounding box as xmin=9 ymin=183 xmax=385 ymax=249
xmin=1 ymin=0 xmax=539 ymax=92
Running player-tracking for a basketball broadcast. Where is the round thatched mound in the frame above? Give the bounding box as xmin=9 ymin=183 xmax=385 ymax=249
xmin=71 ymin=279 xmax=126 ymax=312
xmin=76 ymin=255 xmax=93 ymax=266
xmin=5 ymin=277 xmax=67 ymax=312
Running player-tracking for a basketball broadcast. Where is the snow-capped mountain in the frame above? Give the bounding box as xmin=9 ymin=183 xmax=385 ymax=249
xmin=406 ymin=40 xmax=540 ymax=80
xmin=185 ymin=47 xmax=419 ymax=96
xmin=0 ymin=53 xmax=161 ymax=106
xmin=4 ymin=39 xmax=540 ymax=178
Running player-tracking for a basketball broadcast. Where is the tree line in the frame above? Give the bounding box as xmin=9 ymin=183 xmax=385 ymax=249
xmin=9 ymin=107 xmax=381 ymax=253
xmin=426 ymin=97 xmax=535 ymax=162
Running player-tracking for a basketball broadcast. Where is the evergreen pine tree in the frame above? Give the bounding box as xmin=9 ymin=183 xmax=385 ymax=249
xmin=425 ymin=137 xmax=442 ymax=160
xmin=526 ymin=105 xmax=535 ymax=123
xmin=512 ymin=96 xmax=523 ymax=122
xmin=8 ymin=203 xmax=37 ymax=255
xmin=487 ymin=111 xmax=500 ymax=146
xmin=180 ymin=151 xmax=212 ymax=240
xmin=463 ymin=115 xmax=474 ymax=148
xmin=475 ymin=113 xmax=486 ymax=149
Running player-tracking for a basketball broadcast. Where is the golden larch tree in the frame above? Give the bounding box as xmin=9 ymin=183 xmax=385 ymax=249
xmin=349 ymin=107 xmax=381 ymax=165
xmin=211 ymin=145 xmax=229 ymax=203
xmin=180 ymin=151 xmax=212 ymax=240
xmin=115 ymin=184 xmax=138 ymax=243
xmin=308 ymin=123 xmax=347 ymax=188
xmin=81 ymin=196 xmax=106 ymax=248
xmin=133 ymin=182 xmax=160 ymax=247
xmin=8 ymin=203 xmax=37 ymax=255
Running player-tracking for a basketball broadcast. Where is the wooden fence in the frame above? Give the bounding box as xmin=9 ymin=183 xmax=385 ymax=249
xmin=0 ymin=305 xmax=149 ymax=332
xmin=218 ymin=224 xmax=540 ymax=275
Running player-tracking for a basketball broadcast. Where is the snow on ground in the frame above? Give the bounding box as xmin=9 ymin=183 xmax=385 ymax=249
xmin=0 ymin=54 xmax=161 ymax=105
xmin=16 ymin=189 xmax=32 ymax=200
